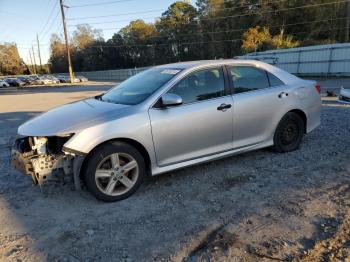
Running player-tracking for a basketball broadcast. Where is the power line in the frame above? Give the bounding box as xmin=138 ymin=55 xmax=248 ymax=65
xmin=38 ymin=0 xmax=59 ymax=37
xmin=77 ymin=17 xmax=348 ymax=50
xmin=200 ymin=0 xmax=347 ymax=22
xmin=68 ymin=0 xmax=286 ymax=10
xmin=67 ymin=9 xmax=163 ymax=21
xmin=40 ymin=10 xmax=61 ymax=41
xmin=73 ymin=16 xmax=347 ymax=38
xmin=66 ymin=0 xmax=286 ymax=21
xmin=19 ymin=0 xmax=60 ymax=68
xmin=67 ymin=0 xmax=347 ymax=27
xmin=82 ymin=17 xmax=347 ymax=39
xmin=88 ymin=38 xmax=243 ymax=49
xmin=68 ymin=16 xmax=157 ymax=27
xmin=26 ymin=0 xmax=345 ymax=65
xmin=68 ymin=0 xmax=137 ymax=8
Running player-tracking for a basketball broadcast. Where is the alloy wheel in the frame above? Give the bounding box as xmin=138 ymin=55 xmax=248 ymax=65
xmin=95 ymin=153 xmax=139 ymax=196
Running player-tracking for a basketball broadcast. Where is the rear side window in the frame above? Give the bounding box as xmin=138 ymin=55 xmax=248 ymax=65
xmin=267 ymin=72 xmax=284 ymax=87
xmin=229 ymin=66 xmax=269 ymax=94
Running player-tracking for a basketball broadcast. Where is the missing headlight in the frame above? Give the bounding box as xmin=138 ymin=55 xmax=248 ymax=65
xmin=46 ymin=135 xmax=73 ymax=154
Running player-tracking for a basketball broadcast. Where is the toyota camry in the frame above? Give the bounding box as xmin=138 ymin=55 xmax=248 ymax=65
xmin=11 ymin=60 xmax=321 ymax=202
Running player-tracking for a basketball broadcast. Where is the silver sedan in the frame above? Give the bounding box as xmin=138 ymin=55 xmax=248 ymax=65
xmin=11 ymin=60 xmax=321 ymax=202
xmin=339 ymin=87 xmax=350 ymax=104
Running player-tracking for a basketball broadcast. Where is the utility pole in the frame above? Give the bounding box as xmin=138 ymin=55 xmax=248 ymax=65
xmin=36 ymin=34 xmax=43 ymax=72
xmin=29 ymin=50 xmax=35 ymax=74
xmin=30 ymin=48 xmax=37 ymax=74
xmin=60 ymin=0 xmax=74 ymax=83
xmin=345 ymin=0 xmax=350 ymax=42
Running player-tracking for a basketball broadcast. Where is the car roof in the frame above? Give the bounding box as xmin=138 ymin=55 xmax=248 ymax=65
xmin=156 ymin=59 xmax=275 ymax=69
xmin=156 ymin=59 xmax=301 ymax=85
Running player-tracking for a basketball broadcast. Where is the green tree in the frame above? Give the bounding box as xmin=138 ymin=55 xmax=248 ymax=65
xmin=47 ymin=0 xmax=347 ymax=73
xmin=156 ymin=1 xmax=200 ymax=62
xmin=242 ymin=26 xmax=299 ymax=53
xmin=0 ymin=43 xmax=24 ymax=75
xmin=72 ymin=24 xmax=102 ymax=50
xmin=49 ymin=34 xmax=67 ymax=73
xmin=119 ymin=19 xmax=158 ymax=67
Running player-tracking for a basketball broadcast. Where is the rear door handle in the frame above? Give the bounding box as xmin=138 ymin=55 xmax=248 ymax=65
xmin=278 ymin=92 xmax=289 ymax=98
xmin=217 ymin=103 xmax=232 ymax=111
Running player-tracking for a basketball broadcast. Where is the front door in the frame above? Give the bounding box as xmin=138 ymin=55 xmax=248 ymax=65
xmin=149 ymin=67 xmax=234 ymax=167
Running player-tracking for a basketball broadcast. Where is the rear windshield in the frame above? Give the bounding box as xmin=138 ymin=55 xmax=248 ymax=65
xmin=101 ymin=67 xmax=181 ymax=105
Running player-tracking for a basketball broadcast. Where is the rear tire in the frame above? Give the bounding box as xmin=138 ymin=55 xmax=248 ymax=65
xmin=272 ymin=112 xmax=304 ymax=153
xmin=83 ymin=142 xmax=146 ymax=202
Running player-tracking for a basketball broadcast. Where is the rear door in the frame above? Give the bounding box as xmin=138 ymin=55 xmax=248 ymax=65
xmin=227 ymin=65 xmax=293 ymax=148
xmin=149 ymin=66 xmax=234 ymax=167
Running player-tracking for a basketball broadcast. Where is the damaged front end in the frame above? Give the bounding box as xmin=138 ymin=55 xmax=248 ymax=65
xmin=11 ymin=135 xmax=83 ymax=188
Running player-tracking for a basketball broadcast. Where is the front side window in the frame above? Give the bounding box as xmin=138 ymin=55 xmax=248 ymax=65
xmin=168 ymin=67 xmax=225 ymax=104
xmin=101 ymin=68 xmax=181 ymax=105
xmin=229 ymin=66 xmax=270 ymax=94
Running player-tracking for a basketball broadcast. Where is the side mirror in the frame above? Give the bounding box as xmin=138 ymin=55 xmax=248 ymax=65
xmin=161 ymin=93 xmax=183 ymax=107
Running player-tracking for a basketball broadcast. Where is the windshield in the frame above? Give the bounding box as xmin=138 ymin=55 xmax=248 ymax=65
xmin=100 ymin=67 xmax=181 ymax=105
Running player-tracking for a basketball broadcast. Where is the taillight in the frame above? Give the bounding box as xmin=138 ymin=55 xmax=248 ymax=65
xmin=315 ymin=83 xmax=321 ymax=94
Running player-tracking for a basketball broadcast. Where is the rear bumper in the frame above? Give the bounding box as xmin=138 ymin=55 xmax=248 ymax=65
xmin=305 ymin=102 xmax=321 ymax=133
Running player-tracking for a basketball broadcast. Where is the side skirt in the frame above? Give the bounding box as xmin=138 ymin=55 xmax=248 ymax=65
xmin=151 ymin=140 xmax=273 ymax=176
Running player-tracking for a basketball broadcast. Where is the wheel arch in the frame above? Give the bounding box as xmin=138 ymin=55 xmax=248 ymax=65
xmin=288 ymin=109 xmax=307 ymax=133
xmin=80 ymin=137 xmax=152 ymax=179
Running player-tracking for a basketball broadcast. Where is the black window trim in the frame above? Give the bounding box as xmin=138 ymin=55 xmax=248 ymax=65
xmin=224 ymin=64 xmax=285 ymax=96
xmin=265 ymin=70 xmax=272 ymax=87
xmin=266 ymin=71 xmax=285 ymax=87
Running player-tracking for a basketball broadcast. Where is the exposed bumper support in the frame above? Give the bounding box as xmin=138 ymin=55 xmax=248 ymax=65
xmin=72 ymin=156 xmax=85 ymax=191
xmin=11 ymin=137 xmax=84 ymax=190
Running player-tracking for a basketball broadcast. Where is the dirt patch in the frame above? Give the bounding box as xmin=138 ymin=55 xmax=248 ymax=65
xmin=182 ymin=225 xmax=240 ymax=262
xmin=298 ymin=186 xmax=350 ymax=262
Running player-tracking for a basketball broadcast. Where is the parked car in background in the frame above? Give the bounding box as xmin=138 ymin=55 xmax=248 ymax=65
xmin=0 ymin=80 xmax=10 ymax=87
xmin=57 ymin=75 xmax=81 ymax=83
xmin=29 ymin=75 xmax=40 ymax=82
xmin=338 ymin=87 xmax=350 ymax=104
xmin=5 ymin=78 xmax=25 ymax=87
xmin=44 ymin=75 xmax=60 ymax=84
xmin=17 ymin=76 xmax=32 ymax=85
xmin=57 ymin=75 xmax=68 ymax=83
xmin=32 ymin=76 xmax=57 ymax=85
xmin=76 ymin=76 xmax=88 ymax=82
xmin=11 ymin=60 xmax=321 ymax=202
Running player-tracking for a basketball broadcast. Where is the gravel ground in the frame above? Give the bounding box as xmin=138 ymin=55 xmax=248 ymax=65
xmin=0 ymin=83 xmax=349 ymax=261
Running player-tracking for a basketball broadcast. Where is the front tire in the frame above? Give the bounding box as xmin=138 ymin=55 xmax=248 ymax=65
xmin=272 ymin=112 xmax=304 ymax=153
xmin=83 ymin=142 xmax=146 ymax=202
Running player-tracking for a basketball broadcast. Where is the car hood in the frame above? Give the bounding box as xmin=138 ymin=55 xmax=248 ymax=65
xmin=19 ymin=98 xmax=131 ymax=136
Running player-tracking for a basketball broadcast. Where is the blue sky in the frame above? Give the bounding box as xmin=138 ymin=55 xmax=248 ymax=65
xmin=0 ymin=0 xmax=195 ymax=64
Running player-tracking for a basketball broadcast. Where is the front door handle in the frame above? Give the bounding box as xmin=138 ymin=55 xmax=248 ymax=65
xmin=217 ymin=103 xmax=232 ymax=111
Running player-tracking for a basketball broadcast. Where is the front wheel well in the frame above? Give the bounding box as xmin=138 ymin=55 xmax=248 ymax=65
xmin=80 ymin=138 xmax=152 ymax=179
xmin=288 ymin=109 xmax=307 ymax=133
